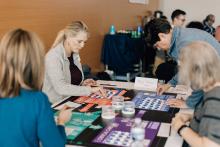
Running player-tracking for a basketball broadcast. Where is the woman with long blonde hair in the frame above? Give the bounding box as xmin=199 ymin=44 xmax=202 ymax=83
xmin=172 ymin=41 xmax=220 ymax=147
xmin=43 ymin=21 xmax=104 ymax=103
xmin=0 ymin=29 xmax=71 ymax=147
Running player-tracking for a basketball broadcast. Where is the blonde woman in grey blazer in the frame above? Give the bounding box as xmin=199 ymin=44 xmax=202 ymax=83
xmin=43 ymin=21 xmax=104 ymax=103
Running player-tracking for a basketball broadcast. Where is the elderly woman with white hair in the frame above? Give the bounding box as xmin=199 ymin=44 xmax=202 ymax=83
xmin=172 ymin=41 xmax=220 ymax=147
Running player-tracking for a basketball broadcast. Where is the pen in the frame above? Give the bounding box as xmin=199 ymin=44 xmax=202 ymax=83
xmin=99 ymin=84 xmax=117 ymax=86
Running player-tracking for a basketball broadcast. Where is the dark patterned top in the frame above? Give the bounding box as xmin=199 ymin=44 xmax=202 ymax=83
xmin=67 ymin=53 xmax=82 ymax=85
xmin=203 ymin=22 xmax=215 ymax=36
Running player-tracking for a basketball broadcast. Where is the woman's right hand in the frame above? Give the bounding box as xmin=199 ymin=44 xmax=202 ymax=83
xmin=57 ymin=105 xmax=72 ymax=126
xmin=157 ymin=83 xmax=172 ymax=95
xmin=91 ymin=87 xmax=107 ymax=98
xmin=167 ymin=98 xmax=188 ymax=108
xmin=82 ymin=79 xmax=97 ymax=86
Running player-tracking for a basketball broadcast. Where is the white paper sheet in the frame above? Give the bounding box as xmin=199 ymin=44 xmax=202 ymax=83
xmin=54 ymin=101 xmax=81 ymax=110
xmin=134 ymin=77 xmax=158 ymax=91
xmin=165 ymin=132 xmax=183 ymax=147
xmin=157 ymin=123 xmax=171 ymax=137
xmin=51 ymin=96 xmax=70 ymax=108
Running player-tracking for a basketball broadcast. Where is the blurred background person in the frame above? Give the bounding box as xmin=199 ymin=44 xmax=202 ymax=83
xmin=186 ymin=21 xmax=204 ymax=30
xmin=215 ymin=25 xmax=220 ymax=42
xmin=171 ymin=9 xmax=186 ymax=27
xmin=203 ymin=14 xmax=215 ymax=36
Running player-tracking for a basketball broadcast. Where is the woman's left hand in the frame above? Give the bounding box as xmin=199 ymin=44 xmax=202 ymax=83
xmin=82 ymin=79 xmax=97 ymax=86
xmin=175 ymin=113 xmax=193 ymax=122
xmin=171 ymin=113 xmax=187 ymax=131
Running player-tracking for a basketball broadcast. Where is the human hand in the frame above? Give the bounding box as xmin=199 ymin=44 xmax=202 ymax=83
xmin=82 ymin=79 xmax=97 ymax=86
xmin=167 ymin=98 xmax=188 ymax=108
xmin=171 ymin=114 xmax=186 ymax=131
xmin=157 ymin=83 xmax=171 ymax=95
xmin=91 ymin=86 xmax=107 ymax=98
xmin=57 ymin=105 xmax=72 ymax=126
xmin=175 ymin=113 xmax=193 ymax=123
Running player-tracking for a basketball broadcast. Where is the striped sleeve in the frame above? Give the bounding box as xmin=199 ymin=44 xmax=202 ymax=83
xmin=199 ymin=97 xmax=220 ymax=145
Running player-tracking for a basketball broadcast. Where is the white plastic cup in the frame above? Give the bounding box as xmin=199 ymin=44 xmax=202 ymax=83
xmin=112 ymin=96 xmax=124 ymax=112
xmin=122 ymin=101 xmax=135 ymax=118
xmin=101 ymin=105 xmax=115 ymax=125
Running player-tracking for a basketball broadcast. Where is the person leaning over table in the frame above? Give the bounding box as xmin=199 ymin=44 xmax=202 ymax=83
xmin=145 ymin=18 xmax=220 ymax=108
xmin=0 ymin=29 xmax=71 ymax=147
xmin=43 ymin=21 xmax=105 ymax=103
xmin=172 ymin=41 xmax=220 ymax=147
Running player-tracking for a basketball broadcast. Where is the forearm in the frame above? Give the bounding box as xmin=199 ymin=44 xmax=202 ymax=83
xmin=54 ymin=82 xmax=92 ymax=96
xmin=45 ymin=55 xmax=91 ymax=96
xmin=180 ymin=127 xmax=202 ymax=147
xmin=46 ymin=70 xmax=92 ymax=96
xmin=185 ymin=90 xmax=204 ymax=108
xmin=181 ymin=127 xmax=216 ymax=147
xmin=168 ymin=74 xmax=178 ymax=86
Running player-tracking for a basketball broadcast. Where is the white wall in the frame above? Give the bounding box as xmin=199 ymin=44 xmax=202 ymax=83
xmin=159 ymin=0 xmax=220 ymax=27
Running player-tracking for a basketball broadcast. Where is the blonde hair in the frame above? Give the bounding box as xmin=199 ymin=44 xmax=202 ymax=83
xmin=178 ymin=41 xmax=220 ymax=90
xmin=0 ymin=29 xmax=45 ymax=97
xmin=52 ymin=21 xmax=88 ymax=48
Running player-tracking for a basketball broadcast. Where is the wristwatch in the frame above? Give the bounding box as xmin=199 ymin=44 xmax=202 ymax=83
xmin=177 ymin=124 xmax=188 ymax=136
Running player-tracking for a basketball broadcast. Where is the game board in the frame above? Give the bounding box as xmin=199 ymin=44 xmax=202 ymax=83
xmin=93 ymin=110 xmax=160 ymax=147
xmin=132 ymin=92 xmax=176 ymax=112
xmin=74 ymin=89 xmax=127 ymax=106
xmin=56 ymin=111 xmax=101 ymax=140
xmin=90 ymin=89 xmax=125 ymax=99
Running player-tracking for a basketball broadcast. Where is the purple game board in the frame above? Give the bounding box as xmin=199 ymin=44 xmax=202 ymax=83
xmin=93 ymin=110 xmax=160 ymax=147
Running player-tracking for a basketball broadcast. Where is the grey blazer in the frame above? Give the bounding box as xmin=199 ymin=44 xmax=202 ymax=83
xmin=42 ymin=43 xmax=92 ymax=103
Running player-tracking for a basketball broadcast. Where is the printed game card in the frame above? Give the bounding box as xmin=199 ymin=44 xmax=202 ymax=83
xmin=93 ymin=113 xmax=160 ymax=147
xmin=74 ymin=89 xmax=127 ymax=106
xmin=64 ymin=111 xmax=101 ymax=140
xmin=132 ymin=92 xmax=176 ymax=112
xmin=90 ymin=89 xmax=127 ymax=99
